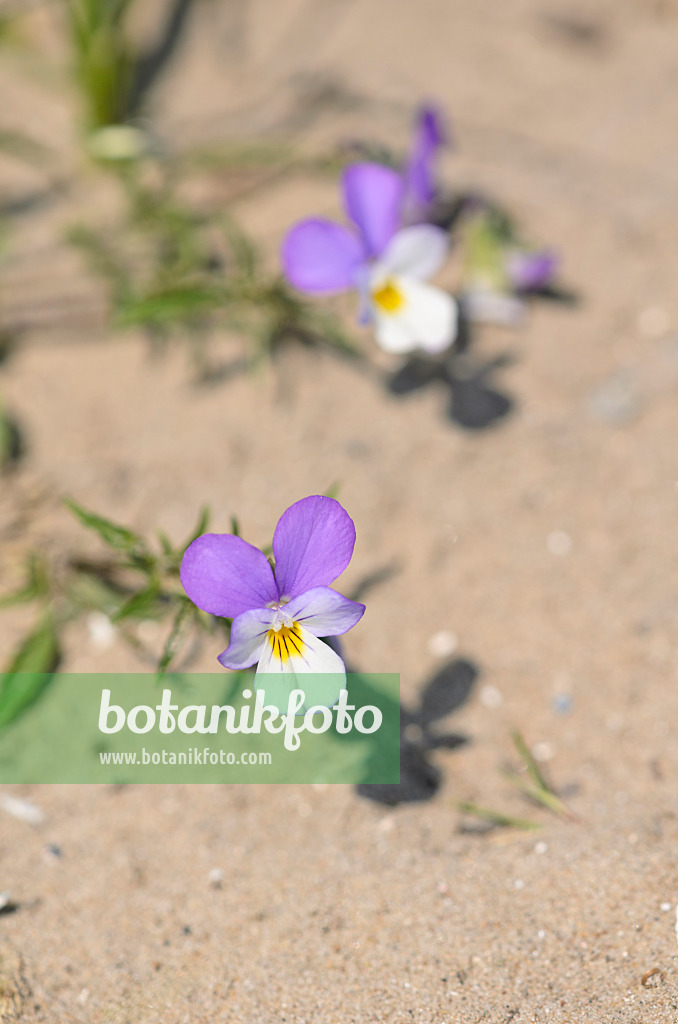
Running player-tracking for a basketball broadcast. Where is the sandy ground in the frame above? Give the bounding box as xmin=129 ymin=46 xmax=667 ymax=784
xmin=1 ymin=0 xmax=678 ymax=1020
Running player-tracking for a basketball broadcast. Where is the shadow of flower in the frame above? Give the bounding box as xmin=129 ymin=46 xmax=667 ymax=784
xmin=356 ymin=656 xmax=478 ymax=806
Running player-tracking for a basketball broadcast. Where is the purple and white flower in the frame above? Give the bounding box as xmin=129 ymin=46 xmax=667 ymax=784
xmin=281 ymin=162 xmax=457 ymax=355
xmin=180 ymin=496 xmax=365 ymax=708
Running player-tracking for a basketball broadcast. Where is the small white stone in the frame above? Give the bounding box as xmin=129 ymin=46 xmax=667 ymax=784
xmin=479 ymin=684 xmax=503 ymax=709
xmin=208 ymin=868 xmax=225 ymax=888
xmin=0 ymin=892 xmax=12 ymax=911
xmin=534 ymin=841 xmax=549 ymax=855
xmin=547 ymin=530 xmax=572 ymax=557
xmin=660 ymin=902 xmax=672 ymax=912
xmin=514 ymin=879 xmax=525 ymax=890
xmin=87 ymin=611 xmax=116 ymax=651
xmin=0 ymin=794 xmax=45 ymax=825
xmin=533 ymin=741 xmax=555 ymax=762
xmin=427 ymin=630 xmax=459 ymax=658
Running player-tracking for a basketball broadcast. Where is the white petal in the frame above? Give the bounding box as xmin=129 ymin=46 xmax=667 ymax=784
xmin=255 ymin=624 xmax=346 ymax=712
xmin=374 ymin=277 xmax=457 ymax=355
xmin=218 ymin=607 xmax=275 ymax=670
xmin=379 ymin=225 xmax=449 ymax=280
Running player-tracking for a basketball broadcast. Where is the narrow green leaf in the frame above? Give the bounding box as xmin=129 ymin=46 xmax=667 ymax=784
xmin=0 ymin=554 xmax=50 ymax=609
xmin=503 ymin=771 xmax=576 ymax=821
xmin=112 ymin=582 xmax=162 ymax=623
xmin=0 ymin=615 xmax=60 ymax=728
xmin=64 ymin=497 xmax=144 ymax=552
xmin=185 ymin=505 xmax=210 ymax=549
xmin=456 ymin=801 xmax=541 ymax=831
xmin=156 ymin=600 xmax=192 ymax=676
xmin=511 ymin=729 xmax=550 ymax=792
xmin=156 ymin=529 xmax=174 ymax=556
xmin=229 ymin=515 xmax=240 ymax=537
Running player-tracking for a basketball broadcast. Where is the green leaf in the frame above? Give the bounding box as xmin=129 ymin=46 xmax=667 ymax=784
xmin=0 ymin=553 xmax=50 ymax=609
xmin=156 ymin=599 xmax=192 ymax=676
xmin=0 ymin=615 xmax=60 ymax=728
xmin=456 ymin=801 xmax=541 ymax=831
xmin=511 ymin=729 xmax=550 ymax=792
xmin=229 ymin=515 xmax=240 ymax=537
xmin=64 ymin=497 xmax=145 ymax=552
xmin=116 ymin=286 xmax=222 ymax=329
xmin=112 ymin=582 xmax=162 ymax=623
xmin=0 ymin=398 xmax=11 ymax=470
xmin=185 ymin=505 xmax=210 ymax=549
xmin=156 ymin=529 xmax=174 ymax=556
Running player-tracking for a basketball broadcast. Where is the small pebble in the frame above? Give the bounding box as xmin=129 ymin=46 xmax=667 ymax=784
xmin=0 ymin=794 xmax=45 ymax=825
xmin=427 ymin=630 xmax=459 ymax=658
xmin=208 ymin=868 xmax=225 ymax=889
xmin=660 ymin=902 xmax=672 ymax=912
xmin=479 ymin=685 xmax=503 ymax=709
xmin=514 ymin=879 xmax=525 ymax=890
xmin=87 ymin=611 xmax=116 ymax=651
xmin=552 ymin=693 xmax=573 ymax=715
xmin=534 ymin=841 xmax=549 ymax=855
xmin=533 ymin=741 xmax=555 ymax=762
xmin=42 ymin=844 xmax=62 ymax=864
xmin=547 ymin=530 xmax=572 ymax=557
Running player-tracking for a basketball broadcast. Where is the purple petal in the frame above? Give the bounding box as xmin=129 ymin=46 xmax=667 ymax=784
xmin=272 ymin=496 xmax=357 ymax=599
xmin=285 ymin=586 xmax=365 ymax=638
xmin=342 ymin=163 xmax=404 ymax=259
xmin=181 ymin=534 xmax=278 ymax=618
xmin=280 ymin=218 xmax=364 ymax=293
xmin=404 ymin=104 xmax=448 ymax=214
xmin=217 ymin=607 xmax=276 ymax=669
xmin=506 ymin=249 xmax=560 ymax=293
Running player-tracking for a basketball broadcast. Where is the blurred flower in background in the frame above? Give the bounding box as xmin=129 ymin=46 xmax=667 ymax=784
xmin=281 ymin=162 xmax=457 ymax=354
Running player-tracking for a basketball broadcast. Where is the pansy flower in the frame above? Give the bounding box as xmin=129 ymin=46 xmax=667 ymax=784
xmin=180 ymin=496 xmax=365 ymax=709
xmin=281 ymin=162 xmax=457 ymax=355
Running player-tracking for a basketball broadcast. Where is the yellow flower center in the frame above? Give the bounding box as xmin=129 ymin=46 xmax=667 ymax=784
xmin=372 ymin=279 xmax=404 ymax=313
xmin=267 ymin=621 xmax=304 ymax=662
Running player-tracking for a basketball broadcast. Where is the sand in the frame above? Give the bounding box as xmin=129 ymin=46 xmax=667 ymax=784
xmin=1 ymin=0 xmax=678 ymax=1019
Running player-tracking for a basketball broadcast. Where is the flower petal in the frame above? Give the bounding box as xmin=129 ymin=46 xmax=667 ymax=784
xmin=506 ymin=249 xmax=559 ymax=293
xmin=404 ymin=104 xmax=447 ymax=214
xmin=255 ymin=625 xmax=346 ymax=711
xmin=280 ymin=218 xmax=364 ymax=293
xmin=217 ymin=607 xmax=276 ymax=670
xmin=284 ymin=586 xmax=365 ymax=638
xmin=372 ymin=277 xmax=457 ymax=355
xmin=181 ymin=534 xmax=278 ymax=618
xmin=342 ymin=163 xmax=403 ymax=259
xmin=272 ymin=496 xmax=357 ymax=599
xmin=380 ymin=225 xmax=449 ymax=281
